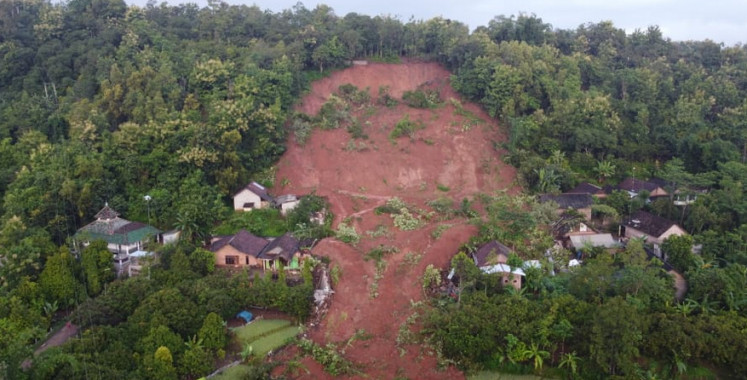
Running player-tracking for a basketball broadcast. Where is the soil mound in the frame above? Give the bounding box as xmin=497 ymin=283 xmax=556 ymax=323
xmin=273 ymin=61 xmax=516 ymax=379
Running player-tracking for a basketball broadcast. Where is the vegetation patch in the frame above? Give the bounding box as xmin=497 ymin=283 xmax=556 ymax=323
xmin=369 ymin=260 xmax=387 ymax=298
xmin=297 ymin=338 xmax=358 ymax=376
xmin=430 ymin=223 xmax=453 ymax=239
xmin=402 ymin=87 xmax=442 ymax=108
xmin=389 ymin=114 xmax=425 ymax=141
xmin=365 ymin=244 xmax=400 ymax=262
xmin=335 ymin=221 xmax=361 ymax=246
xmin=378 ymin=85 xmax=399 ymax=107
xmin=247 ymin=325 xmax=303 ymax=357
xmin=213 ymin=208 xmax=288 ymax=237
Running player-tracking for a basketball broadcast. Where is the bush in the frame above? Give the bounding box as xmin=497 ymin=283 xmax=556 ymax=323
xmin=390 ymin=114 xmax=425 ymax=140
xmin=365 ymin=245 xmax=399 ymax=262
xmin=289 ymin=114 xmax=313 ymax=145
xmin=335 ymin=222 xmax=360 ymax=246
xmin=402 ymin=88 xmax=441 ymax=108
xmin=316 ymin=95 xmax=351 ymax=130
xmin=377 ymin=86 xmax=399 ymax=107
xmin=393 ymin=208 xmax=423 ymax=231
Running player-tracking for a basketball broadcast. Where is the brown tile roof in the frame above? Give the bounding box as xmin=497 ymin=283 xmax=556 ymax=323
xmin=258 ymin=233 xmax=300 ymax=262
xmin=539 ymin=193 xmax=593 ymax=209
xmin=617 ymin=178 xmax=665 ymax=194
xmin=625 ymin=210 xmax=681 ymax=238
xmin=473 ymin=240 xmax=512 ymax=267
xmin=94 ymin=204 xmax=120 ymax=220
xmin=209 ymin=229 xmax=268 ymax=257
xmin=567 ymin=182 xmax=603 ymax=195
xmin=239 ymin=182 xmax=274 ymax=202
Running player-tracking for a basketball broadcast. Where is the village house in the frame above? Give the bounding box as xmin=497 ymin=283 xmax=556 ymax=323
xmin=470 ymin=240 xmax=523 ymax=290
xmin=567 ymin=182 xmax=607 ymax=199
xmin=210 ymin=229 xmax=268 ymax=268
xmin=210 ymin=230 xmax=305 ymax=271
xmin=624 ymin=210 xmax=687 ymax=257
xmin=539 ymin=193 xmax=593 ymax=221
xmin=616 ymin=177 xmax=668 ymax=199
xmin=233 ymin=182 xmax=274 ymax=211
xmin=74 ymin=204 xmax=160 ymax=275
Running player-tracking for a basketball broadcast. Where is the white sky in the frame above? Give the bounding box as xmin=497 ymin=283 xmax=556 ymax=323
xmin=127 ymin=0 xmax=747 ymax=46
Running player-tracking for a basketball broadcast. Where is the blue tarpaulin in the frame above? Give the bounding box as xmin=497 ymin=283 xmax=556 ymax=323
xmin=237 ymin=310 xmax=253 ymax=323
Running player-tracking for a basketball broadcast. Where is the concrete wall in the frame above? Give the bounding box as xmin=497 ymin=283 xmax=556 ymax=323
xmin=280 ymin=200 xmax=300 ymax=216
xmin=214 ymin=245 xmax=261 ymax=267
xmin=233 ymin=189 xmax=263 ymax=211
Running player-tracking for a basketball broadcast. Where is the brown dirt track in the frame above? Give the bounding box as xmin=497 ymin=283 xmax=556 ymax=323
xmin=272 ymin=62 xmax=516 ymax=379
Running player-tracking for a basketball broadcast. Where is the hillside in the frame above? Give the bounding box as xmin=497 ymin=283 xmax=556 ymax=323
xmin=272 ymin=61 xmax=516 ymax=379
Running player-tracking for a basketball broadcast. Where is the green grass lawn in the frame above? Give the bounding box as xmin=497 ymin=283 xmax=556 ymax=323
xmin=231 ymin=319 xmax=301 ymax=358
xmin=248 ymin=326 xmax=303 ymax=357
xmin=232 ymin=319 xmax=291 ymax=343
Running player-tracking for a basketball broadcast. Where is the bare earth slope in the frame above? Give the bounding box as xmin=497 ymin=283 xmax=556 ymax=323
xmin=273 ymin=62 xmax=516 ymax=379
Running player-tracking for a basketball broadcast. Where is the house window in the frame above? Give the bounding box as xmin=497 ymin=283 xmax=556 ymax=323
xmin=245 ymin=256 xmax=249 ymax=265
xmin=225 ymin=256 xmax=238 ymax=265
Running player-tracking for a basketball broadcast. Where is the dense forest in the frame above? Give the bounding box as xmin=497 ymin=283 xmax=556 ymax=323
xmin=1 ymin=0 xmax=747 ymax=378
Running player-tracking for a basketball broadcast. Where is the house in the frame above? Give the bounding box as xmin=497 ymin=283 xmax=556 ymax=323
xmin=470 ymin=240 xmax=525 ymax=290
xmin=624 ymin=210 xmax=687 ymax=256
xmin=74 ymin=204 xmax=160 ymax=273
xmin=616 ymin=178 xmax=668 ymax=198
xmin=210 ymin=230 xmax=305 ymax=270
xmin=539 ymin=193 xmax=593 ymax=220
xmin=210 ymin=229 xmax=268 ymax=268
xmin=472 ymin=240 xmax=512 ymax=267
xmin=567 ymin=182 xmax=607 ymax=198
xmin=258 ymin=232 xmax=303 ymax=270
xmin=233 ymin=182 xmax=274 ymax=211
xmin=274 ymin=194 xmax=300 ymax=216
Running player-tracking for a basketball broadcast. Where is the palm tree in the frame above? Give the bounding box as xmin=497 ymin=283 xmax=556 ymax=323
xmin=522 ymin=342 xmax=550 ymax=371
xmin=174 ymin=210 xmax=200 ymax=243
xmin=548 ymin=149 xmax=566 ymax=166
xmin=594 ymin=160 xmax=616 ymax=183
xmin=559 ymin=352 xmax=580 ymax=377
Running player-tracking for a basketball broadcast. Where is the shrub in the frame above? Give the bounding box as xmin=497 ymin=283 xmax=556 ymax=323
xmin=365 ymin=245 xmax=399 ymax=262
xmin=378 ymin=86 xmax=399 ymax=107
xmin=289 ymin=114 xmax=313 ymax=145
xmin=402 ymin=88 xmax=441 ymax=108
xmin=390 ymin=114 xmax=425 ymax=140
xmin=297 ymin=338 xmax=356 ymax=376
xmin=316 ymin=95 xmax=350 ymax=130
xmin=393 ymin=208 xmax=423 ymax=231
xmin=335 ymin=222 xmax=360 ymax=246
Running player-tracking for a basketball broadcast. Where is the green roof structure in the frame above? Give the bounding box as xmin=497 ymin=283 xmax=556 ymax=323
xmin=75 ymin=204 xmax=160 ymax=247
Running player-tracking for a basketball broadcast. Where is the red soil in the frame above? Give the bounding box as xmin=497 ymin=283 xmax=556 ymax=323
xmin=272 ymin=62 xmax=516 ymax=379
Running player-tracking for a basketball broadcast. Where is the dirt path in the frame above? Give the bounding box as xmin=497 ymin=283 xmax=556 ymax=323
xmin=35 ymin=322 xmax=78 ymax=356
xmin=273 ymin=62 xmax=516 ymax=379
xmin=670 ymin=270 xmax=688 ymax=300
xmin=22 ymin=322 xmax=79 ymax=369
